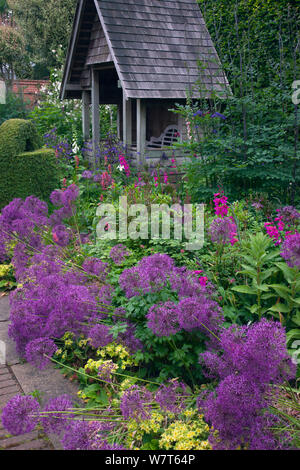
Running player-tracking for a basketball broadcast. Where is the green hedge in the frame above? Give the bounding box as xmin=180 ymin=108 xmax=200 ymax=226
xmin=0 ymin=119 xmax=60 ymax=209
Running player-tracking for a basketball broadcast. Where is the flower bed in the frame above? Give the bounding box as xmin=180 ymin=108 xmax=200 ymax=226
xmin=0 ymin=142 xmax=299 ymax=450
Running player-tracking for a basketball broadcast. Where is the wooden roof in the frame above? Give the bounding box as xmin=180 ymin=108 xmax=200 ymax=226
xmin=61 ymin=0 xmax=229 ymax=100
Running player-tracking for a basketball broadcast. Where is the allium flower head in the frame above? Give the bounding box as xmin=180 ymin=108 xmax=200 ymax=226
xmin=146 ymin=301 xmax=180 ymax=337
xmin=61 ymin=420 xmax=101 ymax=450
xmin=120 ymin=385 xmax=153 ymax=421
xmin=82 ymin=257 xmax=109 ymax=281
xmin=88 ymin=324 xmax=113 ymax=349
xmin=177 ymin=296 xmax=223 ymax=335
xmin=2 ymin=395 xmax=40 ymax=435
xmin=109 ymin=244 xmax=130 ymax=265
xmin=209 ymin=217 xmax=237 ymax=245
xmin=41 ymin=395 xmax=74 ymax=434
xmin=155 ymin=379 xmax=189 ymax=413
xmin=280 ymin=232 xmax=300 ymax=269
xmin=25 ymin=337 xmax=57 ymax=370
xmin=52 ymin=225 xmax=71 ymax=247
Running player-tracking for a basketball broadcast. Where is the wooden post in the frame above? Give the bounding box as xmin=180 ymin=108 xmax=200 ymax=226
xmin=82 ymin=90 xmax=90 ymax=141
xmin=117 ymin=104 xmax=121 ymax=139
xmin=123 ymin=94 xmax=132 ymax=147
xmin=137 ymin=98 xmax=146 ymax=164
xmin=91 ymin=68 xmax=100 ymax=158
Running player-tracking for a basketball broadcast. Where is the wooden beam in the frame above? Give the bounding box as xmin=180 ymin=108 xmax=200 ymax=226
xmin=91 ymin=68 xmax=100 ymax=158
xmin=65 ymin=84 xmax=83 ymax=91
xmin=82 ymin=90 xmax=90 ymax=141
xmin=123 ymin=93 xmax=132 ymax=146
xmin=136 ymin=98 xmax=146 ymax=164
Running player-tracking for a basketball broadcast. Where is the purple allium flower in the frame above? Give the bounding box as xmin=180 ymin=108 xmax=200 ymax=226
xmin=120 ymin=386 xmax=153 ymax=421
xmin=146 ymin=301 xmax=180 ymax=337
xmin=209 ymin=217 xmax=237 ymax=245
xmin=177 ymin=296 xmax=223 ymax=335
xmin=199 ymin=319 xmax=296 ymax=450
xmin=61 ymin=184 xmax=79 ymax=207
xmin=50 ymin=189 xmax=64 ymax=207
xmin=2 ymin=395 xmax=40 ymax=435
xmin=119 ymin=266 xmax=143 ymax=298
xmin=82 ymin=257 xmax=109 ymax=281
xmin=280 ymin=232 xmax=300 ymax=269
xmin=117 ymin=321 xmax=143 ymax=353
xmin=81 ymin=170 xmax=94 ymax=179
xmin=52 ymin=225 xmax=71 ymax=247
xmin=109 ymin=244 xmax=130 ymax=265
xmin=88 ymin=324 xmax=113 ymax=349
xmin=61 ymin=420 xmax=102 ymax=450
xmin=41 ymin=395 xmax=74 ymax=434
xmin=119 ymin=253 xmax=175 ymax=298
xmin=25 ymin=337 xmax=57 ymax=370
xmin=155 ymin=379 xmax=189 ymax=413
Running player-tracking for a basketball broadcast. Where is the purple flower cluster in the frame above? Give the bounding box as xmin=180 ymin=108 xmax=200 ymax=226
xmin=60 ymin=420 xmax=102 ymax=450
xmin=2 ymin=393 xmax=122 ymax=450
xmin=209 ymin=217 xmax=238 ymax=245
xmin=44 ymin=128 xmax=73 ymax=161
xmin=1 ymin=395 xmax=40 ymax=435
xmin=88 ymin=324 xmax=114 ymax=349
xmin=8 ymin=245 xmax=100 ymax=356
xmin=52 ymin=225 xmax=71 ymax=247
xmin=49 ymin=184 xmax=79 ymax=227
xmin=155 ymin=379 xmax=189 ymax=413
xmin=82 ymin=257 xmax=109 ymax=281
xmin=199 ymin=319 xmax=296 ymax=449
xmin=280 ymin=232 xmax=300 ymax=269
xmin=109 ymin=244 xmax=130 ymax=265
xmin=177 ymin=296 xmax=223 ymax=334
xmin=119 ymin=253 xmax=213 ymax=300
xmin=120 ymin=385 xmax=153 ymax=421
xmin=0 ymin=196 xmax=48 ymax=276
xmin=40 ymin=395 xmax=74 ymax=434
xmin=25 ymin=337 xmax=57 ymax=370
xmin=146 ymin=302 xmax=180 ymax=337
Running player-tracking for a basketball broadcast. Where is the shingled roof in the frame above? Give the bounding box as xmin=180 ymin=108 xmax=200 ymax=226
xmin=61 ymin=0 xmax=229 ymax=100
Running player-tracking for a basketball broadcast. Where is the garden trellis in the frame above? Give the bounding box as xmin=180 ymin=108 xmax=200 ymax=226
xmin=60 ymin=0 xmax=230 ymax=164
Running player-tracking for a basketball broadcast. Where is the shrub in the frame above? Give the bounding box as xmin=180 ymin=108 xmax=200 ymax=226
xmin=0 ymin=119 xmax=60 ymax=208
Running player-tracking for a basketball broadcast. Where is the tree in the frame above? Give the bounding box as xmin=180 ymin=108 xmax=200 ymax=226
xmin=0 ymin=25 xmax=25 ymax=86
xmin=7 ymin=0 xmax=77 ymax=77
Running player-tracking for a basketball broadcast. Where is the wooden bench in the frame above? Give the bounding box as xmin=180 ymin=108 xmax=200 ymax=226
xmin=146 ymin=125 xmax=179 ymax=149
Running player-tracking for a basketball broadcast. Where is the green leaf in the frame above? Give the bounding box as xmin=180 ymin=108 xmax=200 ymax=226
xmin=231 ymin=285 xmax=257 ymax=295
xmin=268 ymin=303 xmax=290 ymax=313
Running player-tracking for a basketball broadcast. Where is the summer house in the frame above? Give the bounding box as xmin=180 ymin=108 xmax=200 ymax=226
xmin=60 ymin=0 xmax=229 ymax=165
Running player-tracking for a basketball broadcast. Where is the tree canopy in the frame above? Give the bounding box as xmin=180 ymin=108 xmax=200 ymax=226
xmin=7 ymin=0 xmax=77 ymax=78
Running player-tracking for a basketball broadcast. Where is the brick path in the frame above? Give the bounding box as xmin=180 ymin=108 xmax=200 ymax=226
xmin=0 ymin=364 xmax=53 ymax=450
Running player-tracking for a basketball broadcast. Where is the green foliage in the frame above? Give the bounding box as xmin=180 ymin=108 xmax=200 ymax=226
xmin=0 ymin=263 xmax=16 ymax=290
xmin=0 ymin=25 xmax=28 ymax=83
xmin=8 ymin=0 xmax=77 ymax=76
xmin=0 ymin=91 xmax=29 ymax=126
xmin=0 ymin=119 xmax=60 ymax=208
xmin=174 ymin=87 xmax=299 ymax=204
